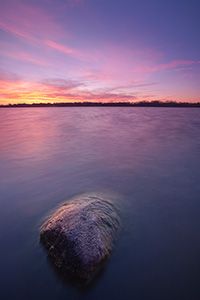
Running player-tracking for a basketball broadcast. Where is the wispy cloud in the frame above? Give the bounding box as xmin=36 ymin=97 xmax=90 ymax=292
xmin=41 ymin=78 xmax=84 ymax=91
xmin=0 ymin=72 xmax=138 ymax=104
xmin=45 ymin=40 xmax=81 ymax=57
xmin=0 ymin=21 xmax=33 ymax=40
xmin=174 ymin=67 xmax=193 ymax=72
xmin=0 ymin=69 xmax=21 ymax=83
xmin=0 ymin=0 xmax=63 ymax=42
xmin=0 ymin=42 xmax=48 ymax=66
xmin=83 ymin=69 xmax=113 ymax=82
xmin=152 ymin=60 xmax=195 ymax=72
xmin=119 ymin=81 xmax=159 ymax=90
xmin=17 ymin=53 xmax=48 ymax=66
xmin=133 ymin=59 xmax=196 ymax=77
xmin=41 ymin=91 xmax=137 ymax=102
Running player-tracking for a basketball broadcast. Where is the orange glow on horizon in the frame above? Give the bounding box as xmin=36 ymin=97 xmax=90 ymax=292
xmin=1 ymin=78 xmax=199 ymax=105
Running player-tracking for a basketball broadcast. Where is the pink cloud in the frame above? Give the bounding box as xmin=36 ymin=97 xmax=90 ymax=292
xmin=152 ymin=60 xmax=195 ymax=71
xmin=0 ymin=21 xmax=33 ymax=40
xmin=83 ymin=69 xmax=113 ymax=82
xmin=17 ymin=53 xmax=47 ymax=66
xmin=0 ymin=69 xmax=21 ymax=83
xmin=41 ymin=78 xmax=84 ymax=91
xmin=0 ymin=72 xmax=138 ymax=104
xmin=45 ymin=40 xmax=80 ymax=57
xmin=181 ymin=72 xmax=195 ymax=79
xmin=1 ymin=70 xmax=199 ymax=104
xmin=41 ymin=90 xmax=136 ymax=102
xmin=133 ymin=60 xmax=196 ymax=76
xmin=174 ymin=67 xmax=193 ymax=71
xmin=0 ymin=0 xmax=63 ymax=42
xmin=0 ymin=93 xmax=22 ymax=100
xmin=83 ymin=44 xmax=164 ymax=83
xmin=0 ymin=41 xmax=48 ymax=67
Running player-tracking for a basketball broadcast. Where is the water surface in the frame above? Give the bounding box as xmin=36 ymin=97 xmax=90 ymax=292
xmin=0 ymin=107 xmax=200 ymax=300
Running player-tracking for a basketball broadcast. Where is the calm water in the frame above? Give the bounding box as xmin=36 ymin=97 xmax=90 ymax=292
xmin=0 ymin=107 xmax=200 ymax=300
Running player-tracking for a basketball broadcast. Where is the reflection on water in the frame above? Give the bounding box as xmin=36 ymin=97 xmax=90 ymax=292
xmin=0 ymin=107 xmax=200 ymax=300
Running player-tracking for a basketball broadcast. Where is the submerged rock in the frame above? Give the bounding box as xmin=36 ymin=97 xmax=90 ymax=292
xmin=40 ymin=195 xmax=120 ymax=284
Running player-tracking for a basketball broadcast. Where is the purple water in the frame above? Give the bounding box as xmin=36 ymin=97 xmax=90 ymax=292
xmin=0 ymin=107 xmax=200 ymax=300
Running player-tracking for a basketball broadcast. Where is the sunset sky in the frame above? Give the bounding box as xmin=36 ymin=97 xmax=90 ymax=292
xmin=0 ymin=0 xmax=200 ymax=104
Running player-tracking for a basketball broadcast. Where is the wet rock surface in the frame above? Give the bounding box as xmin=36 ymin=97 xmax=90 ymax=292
xmin=40 ymin=195 xmax=120 ymax=284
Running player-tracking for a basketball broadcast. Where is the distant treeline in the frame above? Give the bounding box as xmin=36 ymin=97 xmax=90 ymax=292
xmin=1 ymin=101 xmax=200 ymax=108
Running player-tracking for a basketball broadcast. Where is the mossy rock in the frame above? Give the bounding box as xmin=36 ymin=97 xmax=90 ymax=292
xmin=40 ymin=195 xmax=120 ymax=284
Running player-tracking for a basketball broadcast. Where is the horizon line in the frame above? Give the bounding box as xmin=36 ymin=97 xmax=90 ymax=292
xmin=1 ymin=100 xmax=200 ymax=108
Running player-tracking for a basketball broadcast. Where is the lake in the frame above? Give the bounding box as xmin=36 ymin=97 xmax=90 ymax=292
xmin=0 ymin=107 xmax=200 ymax=300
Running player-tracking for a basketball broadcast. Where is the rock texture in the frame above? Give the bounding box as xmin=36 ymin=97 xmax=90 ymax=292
xmin=40 ymin=195 xmax=120 ymax=283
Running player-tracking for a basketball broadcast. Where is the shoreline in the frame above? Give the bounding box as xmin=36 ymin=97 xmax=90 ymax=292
xmin=1 ymin=101 xmax=200 ymax=108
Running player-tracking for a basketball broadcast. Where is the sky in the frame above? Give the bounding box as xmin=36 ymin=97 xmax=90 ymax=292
xmin=0 ymin=0 xmax=200 ymax=104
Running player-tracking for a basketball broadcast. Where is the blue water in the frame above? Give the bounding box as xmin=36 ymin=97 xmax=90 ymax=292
xmin=0 ymin=107 xmax=200 ymax=300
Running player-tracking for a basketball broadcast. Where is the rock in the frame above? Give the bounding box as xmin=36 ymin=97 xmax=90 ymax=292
xmin=40 ymin=195 xmax=120 ymax=284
